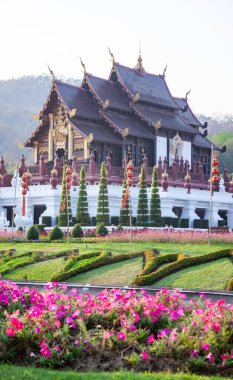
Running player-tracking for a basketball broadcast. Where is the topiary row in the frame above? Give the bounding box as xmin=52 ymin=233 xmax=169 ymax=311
xmin=50 ymin=251 xmax=143 ymax=282
xmin=138 ymin=251 xmax=181 ymax=277
xmin=134 ymin=249 xmax=233 ymax=286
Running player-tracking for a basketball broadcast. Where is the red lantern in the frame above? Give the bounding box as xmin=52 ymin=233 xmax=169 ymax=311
xmin=22 ymin=174 xmax=27 ymax=182
xmin=127 ymin=179 xmax=133 ymax=186
xmin=127 ymin=170 xmax=133 ymax=179
xmin=127 ymin=161 xmax=133 ymax=171
xmin=212 ymin=175 xmax=219 ymax=183
xmin=66 ymin=166 xmax=71 ymax=175
xmin=22 ymin=188 xmax=27 ymax=195
xmin=66 ymin=183 xmax=71 ymax=190
xmin=66 ymin=176 xmax=71 ymax=183
xmin=212 ymin=167 xmax=219 ymax=175
xmin=213 ymin=156 xmax=218 ymax=166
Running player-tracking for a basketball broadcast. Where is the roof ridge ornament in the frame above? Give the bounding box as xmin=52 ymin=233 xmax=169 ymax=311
xmin=102 ymin=99 xmax=110 ymax=110
xmin=132 ymin=92 xmax=140 ymax=103
xmin=134 ymin=44 xmax=145 ymax=76
xmin=185 ymin=89 xmax=191 ymax=101
xmin=80 ymin=57 xmax=87 ymax=75
xmin=163 ymin=64 xmax=168 ymax=78
xmin=108 ymin=47 xmax=115 ymax=64
xmin=47 ymin=65 xmax=55 ymax=81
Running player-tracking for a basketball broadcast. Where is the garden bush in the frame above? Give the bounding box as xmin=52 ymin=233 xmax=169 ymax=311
xmin=96 ymin=223 xmax=108 ymax=236
xmin=41 ymin=216 xmax=52 ymax=227
xmin=71 ymin=224 xmax=83 ymax=238
xmin=34 ymin=224 xmax=46 ymax=233
xmin=111 ymin=216 xmax=119 ymax=226
xmin=26 ymin=226 xmax=39 ymax=241
xmin=179 ymin=219 xmax=189 ymax=228
xmin=49 ymin=226 xmax=64 ymax=241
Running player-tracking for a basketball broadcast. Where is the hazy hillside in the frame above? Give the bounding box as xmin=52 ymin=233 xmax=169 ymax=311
xmin=0 ymin=76 xmax=232 ymax=172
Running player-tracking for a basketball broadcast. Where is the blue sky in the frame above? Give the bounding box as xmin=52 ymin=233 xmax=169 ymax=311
xmin=0 ymin=0 xmax=232 ymax=115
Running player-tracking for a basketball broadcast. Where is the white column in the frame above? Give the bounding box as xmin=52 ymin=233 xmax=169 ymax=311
xmin=68 ymin=124 xmax=73 ymax=160
xmin=181 ymin=201 xmax=198 ymax=228
xmin=205 ymin=207 xmax=221 ymax=227
xmin=34 ymin=141 xmax=38 ymax=164
xmin=48 ymin=114 xmax=54 ymax=161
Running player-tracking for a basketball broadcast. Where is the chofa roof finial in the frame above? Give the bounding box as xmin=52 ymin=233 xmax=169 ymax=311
xmin=80 ymin=57 xmax=87 ymax=74
xmin=108 ymin=47 xmax=115 ymax=64
xmin=47 ymin=65 xmax=55 ymax=81
xmin=185 ymin=89 xmax=191 ymax=101
xmin=163 ymin=64 xmax=168 ymax=77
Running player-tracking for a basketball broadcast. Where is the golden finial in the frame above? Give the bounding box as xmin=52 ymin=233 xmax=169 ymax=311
xmin=102 ymin=100 xmax=109 ymax=110
xmin=108 ymin=47 xmax=115 ymax=64
xmin=80 ymin=57 xmax=87 ymax=74
xmin=153 ymin=119 xmax=161 ymax=130
xmin=132 ymin=92 xmax=140 ymax=103
xmin=47 ymin=65 xmax=55 ymax=81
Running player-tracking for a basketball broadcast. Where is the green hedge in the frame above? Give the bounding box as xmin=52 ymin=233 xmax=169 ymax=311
xmin=162 ymin=217 xmax=179 ymax=228
xmin=193 ymin=219 xmax=209 ymax=229
xmin=111 ymin=216 xmax=119 ymax=226
xmin=41 ymin=216 xmax=52 ymax=227
xmin=134 ymin=249 xmax=233 ymax=286
xmin=51 ymin=251 xmax=143 ymax=282
xmin=227 ymin=277 xmax=233 ymax=291
xmin=218 ymin=220 xmax=226 ymax=227
xmin=179 ymin=219 xmax=189 ymax=228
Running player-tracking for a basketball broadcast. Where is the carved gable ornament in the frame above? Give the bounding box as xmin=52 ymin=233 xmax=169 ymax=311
xmin=52 ymin=125 xmax=68 ymax=147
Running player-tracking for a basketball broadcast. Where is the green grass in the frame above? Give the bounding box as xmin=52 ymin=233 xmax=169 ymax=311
xmin=0 ymin=241 xmax=229 ymax=256
xmin=154 ymin=258 xmax=233 ymax=290
xmin=2 ymin=257 xmax=66 ymax=281
xmin=67 ymin=256 xmax=143 ymax=285
xmin=0 ymin=365 xmax=230 ymax=380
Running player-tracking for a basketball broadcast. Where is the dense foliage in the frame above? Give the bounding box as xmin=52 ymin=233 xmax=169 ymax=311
xmin=76 ymin=167 xmax=90 ymax=225
xmin=0 ymin=281 xmax=232 ymax=375
xmin=26 ymin=226 xmax=39 ymax=241
xmin=96 ymin=162 xmax=110 ymax=225
xmin=136 ymin=165 xmax=149 ymax=226
xmin=119 ymin=178 xmax=130 ymax=226
xmin=58 ymin=166 xmax=72 ymax=227
xmin=49 ymin=226 xmax=64 ymax=241
xmin=71 ymin=224 xmax=83 ymax=238
xmin=150 ymin=166 xmax=162 ymax=227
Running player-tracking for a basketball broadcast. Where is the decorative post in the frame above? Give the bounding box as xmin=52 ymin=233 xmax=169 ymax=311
xmin=21 ymin=172 xmax=27 ymax=217
xmin=161 ymin=167 xmax=169 ymax=192
xmin=71 ymin=170 xmax=79 ymax=188
xmin=72 ymin=155 xmax=78 ymax=173
xmin=158 ymin=156 xmax=162 ymax=179
xmin=89 ymin=151 xmax=95 ymax=176
xmin=39 ymin=153 xmax=46 ymax=176
xmin=184 ymin=168 xmax=191 ymax=194
xmin=50 ymin=167 xmax=58 ymax=189
xmin=172 ymin=158 xmax=177 ymax=181
xmin=106 ymin=153 xmax=112 ymax=177
xmin=180 ymin=156 xmax=184 ymax=172
xmin=223 ymin=168 xmax=230 ymax=192
xmin=19 ymin=155 xmax=26 ymax=176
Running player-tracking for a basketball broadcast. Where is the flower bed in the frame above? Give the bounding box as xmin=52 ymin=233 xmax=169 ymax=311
xmin=0 ymin=281 xmax=232 ymax=375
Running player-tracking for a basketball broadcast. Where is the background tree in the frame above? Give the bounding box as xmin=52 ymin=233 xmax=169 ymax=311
xmin=58 ymin=165 xmax=72 ymax=227
xmin=136 ymin=164 xmax=149 ymax=226
xmin=119 ymin=178 xmax=130 ymax=226
xmin=150 ymin=165 xmax=162 ymax=226
xmin=76 ymin=166 xmax=90 ymax=225
xmin=96 ymin=162 xmax=110 ymax=225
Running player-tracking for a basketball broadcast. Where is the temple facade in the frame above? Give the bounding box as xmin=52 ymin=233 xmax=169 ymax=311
xmin=25 ymin=54 xmax=215 ymax=179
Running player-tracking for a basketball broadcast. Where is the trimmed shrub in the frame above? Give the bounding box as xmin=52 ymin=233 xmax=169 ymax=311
xmin=136 ymin=165 xmax=149 ymax=226
xmin=96 ymin=162 xmax=110 ymax=225
xmin=96 ymin=223 xmax=108 ymax=237
xmin=227 ymin=277 xmax=233 ymax=291
xmin=162 ymin=217 xmax=179 ymax=227
xmin=180 ymin=219 xmax=189 ymax=228
xmin=193 ymin=219 xmax=209 ymax=229
xmin=72 ymin=224 xmax=83 ymax=238
xmin=58 ymin=165 xmax=72 ymax=227
xmin=150 ymin=165 xmax=162 ymax=226
xmin=49 ymin=226 xmax=64 ymax=241
xmin=218 ymin=219 xmax=226 ymax=227
xmin=76 ymin=166 xmax=91 ymax=225
xmin=34 ymin=224 xmax=46 ymax=233
xmin=26 ymin=226 xmax=39 ymax=241
xmin=119 ymin=178 xmax=130 ymax=226
xmin=42 ymin=216 xmax=52 ymax=227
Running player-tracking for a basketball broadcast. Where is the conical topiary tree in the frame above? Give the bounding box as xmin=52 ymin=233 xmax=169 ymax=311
xmin=150 ymin=165 xmax=162 ymax=226
xmin=58 ymin=165 xmax=72 ymax=227
xmin=119 ymin=178 xmax=130 ymax=226
xmin=76 ymin=166 xmax=90 ymax=225
xmin=136 ymin=164 xmax=149 ymax=226
xmin=96 ymin=162 xmax=110 ymax=225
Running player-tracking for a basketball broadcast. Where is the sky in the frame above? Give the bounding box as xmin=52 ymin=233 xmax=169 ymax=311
xmin=0 ymin=0 xmax=233 ymax=115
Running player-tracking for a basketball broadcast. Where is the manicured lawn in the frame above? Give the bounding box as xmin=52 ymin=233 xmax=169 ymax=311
xmin=2 ymin=257 xmax=66 ymax=281
xmin=154 ymin=258 xmax=233 ymax=290
xmin=0 ymin=365 xmax=230 ymax=380
xmin=67 ymin=256 xmax=143 ymax=285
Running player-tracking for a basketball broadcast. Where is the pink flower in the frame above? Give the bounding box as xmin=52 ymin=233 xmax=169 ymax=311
xmin=192 ymin=350 xmax=199 ymax=357
xmin=40 ymin=347 xmax=51 ymax=357
xmin=212 ymin=322 xmax=221 ymax=333
xmin=141 ymin=351 xmax=148 ymax=360
xmin=104 ymin=330 xmax=114 ymax=339
xmin=117 ymin=332 xmax=126 ymax=341
xmin=206 ymin=352 xmax=214 ymax=362
xmin=6 ymin=327 xmax=16 ymax=336
xmin=220 ymin=354 xmax=229 ymax=368
xmin=147 ymin=334 xmax=155 ymax=344
xmin=202 ymin=342 xmax=210 ymax=351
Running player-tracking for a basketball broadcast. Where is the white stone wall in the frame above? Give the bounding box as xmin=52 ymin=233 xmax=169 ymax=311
xmin=0 ymin=184 xmax=233 ymax=228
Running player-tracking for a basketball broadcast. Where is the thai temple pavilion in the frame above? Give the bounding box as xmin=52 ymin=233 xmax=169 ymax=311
xmin=24 ymin=52 xmax=214 ymax=178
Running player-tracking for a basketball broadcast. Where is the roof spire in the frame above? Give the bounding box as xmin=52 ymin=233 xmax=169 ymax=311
xmin=47 ymin=65 xmax=55 ymax=81
xmin=163 ymin=64 xmax=168 ymax=77
xmin=108 ymin=47 xmax=115 ymax=64
xmin=80 ymin=57 xmax=87 ymax=75
xmin=134 ymin=42 xmax=145 ymax=76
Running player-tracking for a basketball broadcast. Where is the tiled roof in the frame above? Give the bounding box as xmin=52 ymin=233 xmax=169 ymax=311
xmin=174 ymin=97 xmax=202 ymax=127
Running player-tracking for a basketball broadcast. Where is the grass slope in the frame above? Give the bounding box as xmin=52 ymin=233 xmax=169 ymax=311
xmin=67 ymin=256 xmax=143 ymax=285
xmin=154 ymin=258 xmax=233 ymax=289
xmin=0 ymin=365 xmax=229 ymax=380
xmin=2 ymin=257 xmax=65 ymax=281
